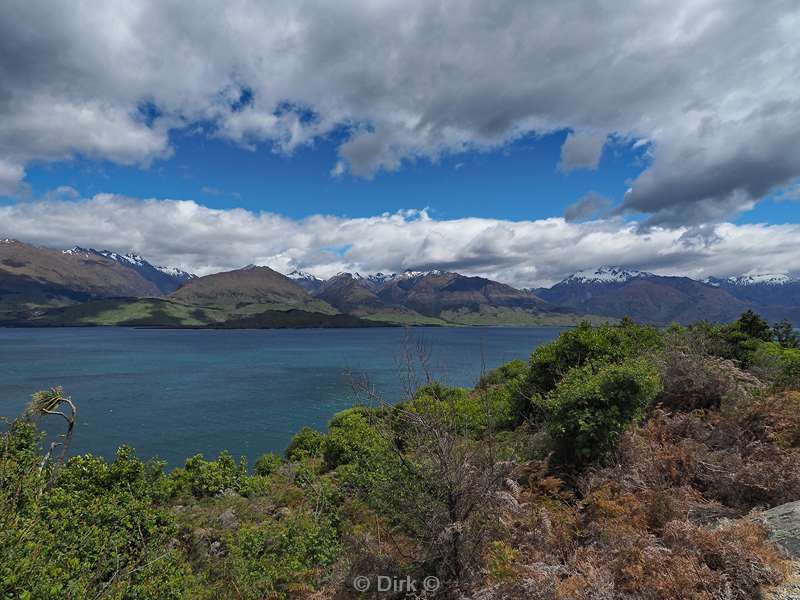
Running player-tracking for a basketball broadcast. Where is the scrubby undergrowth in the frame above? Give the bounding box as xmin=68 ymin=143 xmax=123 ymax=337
xmin=2 ymin=310 xmax=800 ymax=599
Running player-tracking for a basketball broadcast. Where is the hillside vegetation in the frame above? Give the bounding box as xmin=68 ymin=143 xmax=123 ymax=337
xmin=2 ymin=311 xmax=800 ymax=598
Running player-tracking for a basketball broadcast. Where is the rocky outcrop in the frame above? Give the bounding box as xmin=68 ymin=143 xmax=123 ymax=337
xmin=760 ymin=501 xmax=800 ymax=599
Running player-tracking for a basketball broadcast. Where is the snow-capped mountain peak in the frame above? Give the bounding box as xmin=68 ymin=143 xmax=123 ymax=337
xmin=398 ymin=269 xmax=444 ymax=280
xmin=725 ymin=273 xmax=795 ymax=286
xmin=62 ymin=245 xmax=96 ymax=257
xmin=564 ymin=266 xmax=649 ymax=284
xmin=61 ymin=245 xmax=195 ymax=289
xmin=98 ymin=250 xmax=147 ymax=267
xmin=154 ymin=266 xmax=196 ymax=281
xmin=287 ymin=269 xmax=322 ymax=282
xmin=366 ymin=272 xmax=396 ymax=285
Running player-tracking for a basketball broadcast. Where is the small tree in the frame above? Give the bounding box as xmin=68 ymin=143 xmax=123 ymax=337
xmin=347 ymin=345 xmax=516 ymax=588
xmin=772 ymin=319 xmax=800 ymax=349
xmin=24 ymin=387 xmax=76 ymax=479
xmin=735 ymin=310 xmax=771 ymax=341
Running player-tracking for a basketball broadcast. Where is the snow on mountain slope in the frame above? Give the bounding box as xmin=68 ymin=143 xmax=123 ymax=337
xmin=725 ymin=273 xmax=795 ymax=286
xmin=564 ymin=266 xmax=652 ymax=284
xmin=62 ymin=246 xmax=195 ymax=292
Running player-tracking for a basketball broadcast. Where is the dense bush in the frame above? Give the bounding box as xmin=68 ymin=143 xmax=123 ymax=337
xmin=285 ymin=426 xmax=325 ymax=460
xmin=170 ymin=451 xmax=248 ymax=497
xmin=322 ymin=408 xmax=388 ymax=470
xmin=402 ymin=383 xmax=515 ymax=435
xmin=772 ymin=319 xmax=800 ymax=349
xmin=477 ymin=358 xmax=526 ymax=389
xmin=515 ymin=321 xmax=662 ymax=421
xmin=253 ymin=452 xmax=282 ymax=476
xmin=545 ymin=358 xmax=662 ymax=467
xmin=225 ymin=511 xmax=340 ymax=599
xmin=751 ymin=342 xmax=800 ymax=390
xmin=0 ymin=440 xmax=200 ymax=599
xmin=655 ymin=343 xmax=765 ymax=412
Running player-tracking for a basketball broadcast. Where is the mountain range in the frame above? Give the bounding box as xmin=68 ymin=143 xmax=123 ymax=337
xmin=1 ymin=240 xmax=798 ymax=327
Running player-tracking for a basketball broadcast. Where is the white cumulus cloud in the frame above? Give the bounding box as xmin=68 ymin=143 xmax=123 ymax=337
xmin=1 ymin=195 xmax=799 ymax=287
xmin=0 ymin=1 xmax=798 ymax=225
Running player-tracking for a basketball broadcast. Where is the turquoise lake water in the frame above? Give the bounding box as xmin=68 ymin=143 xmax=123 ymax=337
xmin=0 ymin=327 xmax=565 ymax=466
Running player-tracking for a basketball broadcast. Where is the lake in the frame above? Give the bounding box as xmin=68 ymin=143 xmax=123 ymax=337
xmin=0 ymin=326 xmax=566 ymax=466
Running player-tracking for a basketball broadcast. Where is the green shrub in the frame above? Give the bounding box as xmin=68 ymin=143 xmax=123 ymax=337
xmin=327 ymin=405 xmax=386 ymax=429
xmin=225 ymin=511 xmax=340 ymax=600
xmin=170 ymin=451 xmax=248 ymax=497
xmin=478 ymin=359 xmax=527 ymax=389
xmin=285 ymin=426 xmax=325 ymax=461
xmin=0 ymin=440 xmax=200 ymax=599
xmin=772 ymin=319 xmax=800 ymax=349
xmin=254 ymin=452 xmax=283 ymax=476
xmin=403 ymin=384 xmax=515 ymax=435
xmin=734 ymin=310 xmax=771 ymax=341
xmin=545 ymin=358 xmax=662 ymax=467
xmin=323 ymin=410 xmax=388 ymax=471
xmin=682 ymin=312 xmax=777 ymax=368
xmin=516 ymin=321 xmax=662 ymax=421
xmin=751 ymin=342 xmax=800 ymax=390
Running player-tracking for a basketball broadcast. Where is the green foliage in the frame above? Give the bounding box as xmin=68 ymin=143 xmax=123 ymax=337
xmin=515 ymin=321 xmax=662 ymax=421
xmin=671 ymin=317 xmax=769 ymax=368
xmin=751 ymin=342 xmax=800 ymax=390
xmin=403 ymin=383 xmax=515 ymax=435
xmin=285 ymin=426 xmax=325 ymax=461
xmin=225 ymin=511 xmax=340 ymax=599
xmin=773 ymin=319 xmax=800 ymax=349
xmin=486 ymin=540 xmax=520 ymax=582
xmin=253 ymin=452 xmax=282 ymax=476
xmin=734 ymin=309 xmax=772 ymax=341
xmin=478 ymin=359 xmax=527 ymax=389
xmin=170 ymin=451 xmax=248 ymax=498
xmin=25 ymin=387 xmax=66 ymax=417
xmin=545 ymin=358 xmax=662 ymax=467
xmin=323 ymin=409 xmax=389 ymax=471
xmin=0 ymin=441 xmax=201 ymax=599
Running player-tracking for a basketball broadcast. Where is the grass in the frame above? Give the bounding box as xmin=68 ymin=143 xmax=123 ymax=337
xmin=362 ymin=312 xmax=452 ymax=326
xmin=22 ymin=298 xmax=226 ymax=326
xmin=3 ymin=296 xmax=608 ymax=329
xmin=439 ymin=306 xmax=612 ymax=326
xmin=226 ymin=299 xmax=339 ymax=316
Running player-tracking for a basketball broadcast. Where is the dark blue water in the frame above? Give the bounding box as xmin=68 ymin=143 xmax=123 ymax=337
xmin=0 ymin=327 xmax=565 ymax=466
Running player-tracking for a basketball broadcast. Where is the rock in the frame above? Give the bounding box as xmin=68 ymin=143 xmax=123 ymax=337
xmin=760 ymin=501 xmax=800 ymax=559
xmin=218 ymin=508 xmax=239 ymax=529
xmin=759 ymin=502 xmax=800 ymax=600
xmin=209 ymin=540 xmax=225 ymax=557
xmin=493 ymin=490 xmax=522 ymax=513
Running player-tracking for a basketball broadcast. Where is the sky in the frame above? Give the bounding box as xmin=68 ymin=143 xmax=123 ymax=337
xmin=1 ymin=1 xmax=800 ymax=286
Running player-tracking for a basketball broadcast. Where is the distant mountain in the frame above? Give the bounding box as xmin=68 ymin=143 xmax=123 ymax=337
xmin=705 ymin=274 xmax=800 ymax=308
xmin=169 ymin=265 xmax=324 ymax=309
xmin=63 ymin=247 xmax=195 ymax=294
xmin=537 ymin=266 xmax=749 ymax=325
xmin=286 ymin=270 xmax=324 ymax=294
xmin=315 ymin=272 xmax=388 ymax=314
xmin=307 ymin=269 xmax=575 ymax=325
xmin=376 ymin=270 xmax=550 ymax=318
xmin=0 ymin=240 xmax=165 ymax=318
xmin=6 ymin=238 xmax=800 ymax=328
